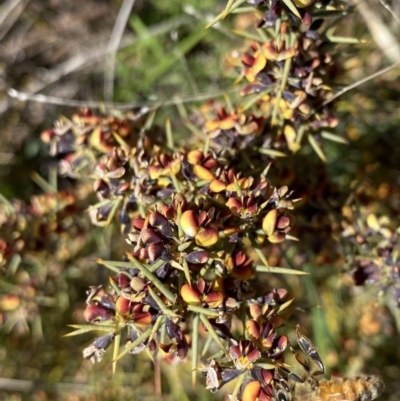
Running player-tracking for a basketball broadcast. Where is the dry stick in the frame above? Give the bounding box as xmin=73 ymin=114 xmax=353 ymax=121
xmin=1 ymin=16 xmax=190 ymax=115
xmin=321 ymin=61 xmax=400 ymax=108
xmin=353 ymin=0 xmax=400 ymax=64
xmin=0 ymin=47 xmax=107 ymax=114
xmin=0 ymin=377 xmax=92 ymax=394
xmin=377 ymin=0 xmax=400 ymax=25
xmin=104 ymin=0 xmax=136 ymax=102
xmin=9 ymin=61 xmax=398 ymax=113
xmin=154 ymin=357 xmax=162 ymax=397
xmin=0 ymin=0 xmax=29 ymax=41
xmin=8 ymin=84 xmax=243 ymax=110
xmin=318 ymin=0 xmax=400 ymax=110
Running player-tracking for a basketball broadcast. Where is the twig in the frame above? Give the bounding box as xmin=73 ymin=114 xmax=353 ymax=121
xmin=378 ymin=0 xmax=400 ymax=25
xmin=104 ymin=0 xmax=136 ymax=102
xmin=321 ymin=61 xmax=400 ymax=107
xmin=0 ymin=16 xmax=190 ymax=115
xmin=0 ymin=0 xmax=23 ymax=25
xmin=0 ymin=377 xmax=92 ymax=394
xmin=352 ymin=0 xmax=400 ymax=64
xmin=0 ymin=0 xmax=30 ymax=41
xmin=8 ymin=84 xmax=243 ymax=110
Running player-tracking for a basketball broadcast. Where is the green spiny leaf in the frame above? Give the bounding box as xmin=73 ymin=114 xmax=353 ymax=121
xmin=308 ymin=134 xmax=327 ymax=162
xmin=255 ymin=265 xmax=308 ymax=275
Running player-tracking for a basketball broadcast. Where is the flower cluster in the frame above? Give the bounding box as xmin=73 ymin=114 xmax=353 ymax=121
xmin=41 ymin=0 xmax=351 ymax=398
xmin=1 ymin=0 xmax=377 ymax=399
xmin=342 ymin=209 xmax=400 ymax=305
xmin=79 ymin=164 xmax=296 ymax=364
xmin=40 ymin=96 xmax=302 ymax=398
xmin=0 ymin=190 xmax=89 ymax=335
xmin=201 ymin=0 xmax=346 ymax=163
xmin=84 ymin=272 xmax=294 ymax=401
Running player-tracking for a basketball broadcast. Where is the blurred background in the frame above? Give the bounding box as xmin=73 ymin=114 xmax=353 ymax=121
xmin=1 ymin=0 xmax=400 ymax=400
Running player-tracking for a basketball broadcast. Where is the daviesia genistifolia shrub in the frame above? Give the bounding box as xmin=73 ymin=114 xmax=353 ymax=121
xmin=1 ymin=1 xmax=397 ymax=400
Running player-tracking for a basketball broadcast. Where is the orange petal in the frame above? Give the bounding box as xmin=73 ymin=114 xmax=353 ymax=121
xmin=203 ymin=291 xmax=224 ymax=308
xmin=205 ymin=120 xmax=221 ymax=131
xmin=277 ymin=215 xmax=290 ymax=230
xmin=134 ymin=311 xmax=152 ymax=327
xmin=235 ymin=251 xmax=246 ymax=265
xmin=249 ymin=303 xmax=262 ymax=320
xmin=367 ymin=214 xmax=380 ymax=231
xmin=293 ymin=0 xmax=314 ymax=7
xmin=244 ymin=68 xmax=256 ymax=83
xmin=141 ymin=228 xmax=163 ymax=244
xmin=197 ymin=278 xmax=206 ymax=293
xmin=193 ymin=165 xmax=215 ymax=181
xmin=262 ymin=43 xmax=278 ymax=61
xmin=276 ymin=47 xmax=296 ymax=62
xmin=238 ymin=176 xmax=253 ymax=189
xmin=298 ymin=103 xmax=311 ymax=115
xmin=240 ymin=121 xmax=258 ymax=135
xmin=211 ymin=277 xmax=225 ymax=293
xmin=148 ymin=211 xmax=167 ymax=227
xmin=116 ymin=296 xmax=131 ymax=316
xmin=225 ymin=255 xmax=234 ymax=273
xmin=218 ymin=117 xmax=236 ymax=130
xmin=242 ymin=54 xmax=255 ymax=66
xmin=270 ymin=315 xmax=285 ymax=328
xmin=84 ymin=305 xmax=111 ymax=322
xmin=284 ymin=124 xmax=296 ymax=142
xmin=195 ymin=227 xmax=219 ymax=247
xmin=289 ymin=91 xmax=307 ymax=109
xmin=223 ymin=226 xmax=240 ymax=236
xmin=268 ymin=232 xmax=286 ymax=243
xmin=167 ymin=159 xmax=181 ymax=176
xmin=232 ymin=265 xmax=253 ymax=281
xmin=262 ymin=209 xmax=278 ymax=236
xmin=242 ymin=381 xmax=261 ymax=401
xmin=209 ymin=179 xmax=227 ymax=193
xmin=187 ymin=150 xmax=204 ymax=165
xmin=246 ymin=320 xmax=260 ymax=340
xmin=132 ymin=216 xmax=145 ymax=230
xmin=226 ymin=197 xmax=243 ymax=213
xmin=247 ymin=348 xmax=262 ymax=363
xmin=252 ymin=52 xmax=267 ymax=74
xmin=149 ymin=166 xmax=162 ymax=179
xmin=0 ymin=294 xmax=20 ymax=311
xmin=181 ymin=284 xmax=202 ymax=305
xmin=203 ymin=157 xmax=218 ymax=169
xmin=180 ymin=210 xmax=199 ymax=237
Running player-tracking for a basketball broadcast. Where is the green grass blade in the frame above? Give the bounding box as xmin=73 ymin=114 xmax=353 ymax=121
xmin=199 ymin=313 xmax=230 ymax=359
xmin=255 ymin=265 xmax=308 ymax=275
xmin=125 ymin=254 xmax=176 ymax=304
xmin=114 ymin=326 xmax=152 ymax=362
xmin=192 ymin=314 xmax=199 ymax=386
xmin=112 ymin=330 xmax=121 ymax=376
xmin=308 ymin=134 xmax=327 ymax=162
xmin=321 ymin=131 xmax=348 ymax=144
xmin=281 ymin=0 xmax=301 ymax=18
xmin=64 ymin=324 xmax=116 ymax=337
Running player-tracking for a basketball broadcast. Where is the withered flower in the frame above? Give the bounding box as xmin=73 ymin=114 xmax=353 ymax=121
xmin=83 ymin=332 xmax=115 ymax=363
